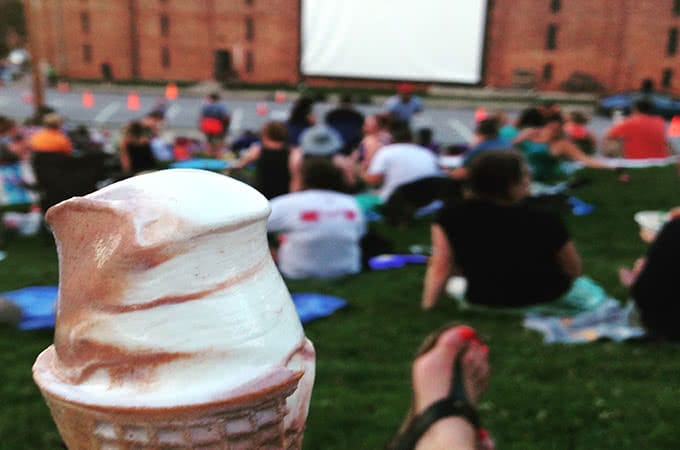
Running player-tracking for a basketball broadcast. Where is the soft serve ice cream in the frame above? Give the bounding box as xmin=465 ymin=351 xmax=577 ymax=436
xmin=33 ymin=169 xmax=315 ymax=448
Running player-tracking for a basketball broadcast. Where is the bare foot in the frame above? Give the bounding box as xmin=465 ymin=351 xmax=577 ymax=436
xmin=411 ymin=326 xmax=490 ymax=450
xmin=412 ymin=326 xmax=489 ymax=412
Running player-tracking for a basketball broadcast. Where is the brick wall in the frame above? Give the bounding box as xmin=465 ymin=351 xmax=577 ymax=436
xmin=485 ymin=0 xmax=680 ymax=93
xmin=26 ymin=0 xmax=680 ymax=93
xmin=30 ymin=0 xmax=299 ymax=83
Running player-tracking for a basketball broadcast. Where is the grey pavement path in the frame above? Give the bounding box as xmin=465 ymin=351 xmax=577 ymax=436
xmin=0 ymin=81 xmax=611 ymax=146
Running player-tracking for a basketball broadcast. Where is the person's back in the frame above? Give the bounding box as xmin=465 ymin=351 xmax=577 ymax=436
xmin=518 ymin=139 xmax=562 ymax=181
xmin=29 ymin=113 xmax=72 ymax=155
xmin=438 ymin=199 xmax=572 ymax=306
xmin=268 ymin=158 xmax=365 ymax=279
xmin=607 ymin=99 xmax=669 ymax=159
xmin=422 ymin=150 xmax=581 ymax=310
xmin=368 ymin=142 xmax=441 ymax=200
xmin=255 ymin=145 xmax=291 ymax=199
xmin=613 ymin=114 xmax=668 ymax=159
xmin=462 ymin=118 xmax=513 ymax=167
xmin=269 ymin=189 xmax=364 ymax=278
xmin=325 ymin=94 xmax=364 ymax=154
xmin=126 ymin=140 xmax=156 ymax=173
xmin=630 ymin=218 xmax=680 ymax=340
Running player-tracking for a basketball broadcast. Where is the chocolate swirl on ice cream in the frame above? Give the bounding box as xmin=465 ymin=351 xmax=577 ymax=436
xmin=33 ymin=169 xmax=315 ymax=434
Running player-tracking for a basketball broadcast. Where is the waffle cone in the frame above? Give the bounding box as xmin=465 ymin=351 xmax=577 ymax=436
xmin=38 ymin=372 xmax=305 ymax=450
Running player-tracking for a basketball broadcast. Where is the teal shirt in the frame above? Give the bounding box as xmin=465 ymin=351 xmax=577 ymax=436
xmin=519 ymin=141 xmax=564 ymax=182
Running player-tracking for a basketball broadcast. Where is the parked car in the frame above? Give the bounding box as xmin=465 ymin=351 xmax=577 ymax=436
xmin=597 ymin=92 xmax=680 ymax=119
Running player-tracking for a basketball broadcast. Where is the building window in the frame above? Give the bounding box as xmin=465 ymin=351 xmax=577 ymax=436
xmin=245 ymin=16 xmax=254 ymax=41
xmin=542 ymin=63 xmax=554 ymax=82
xmin=663 ymin=68 xmax=674 ymax=89
xmin=80 ymin=11 xmax=90 ymax=33
xmin=674 ymin=0 xmax=680 ymax=16
xmin=82 ymin=44 xmax=92 ymax=63
xmin=162 ymin=47 xmax=171 ymax=68
xmin=546 ymin=24 xmax=558 ymax=50
xmin=668 ymin=28 xmax=678 ymax=56
xmin=550 ymin=0 xmax=561 ymax=13
xmin=246 ymin=50 xmax=254 ymax=73
xmin=160 ymin=14 xmax=169 ymax=36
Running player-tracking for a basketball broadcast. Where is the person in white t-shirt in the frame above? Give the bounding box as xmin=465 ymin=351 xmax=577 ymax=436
xmin=363 ymin=123 xmax=442 ymax=201
xmin=362 ymin=122 xmax=455 ymax=225
xmin=268 ymin=158 xmax=366 ymax=279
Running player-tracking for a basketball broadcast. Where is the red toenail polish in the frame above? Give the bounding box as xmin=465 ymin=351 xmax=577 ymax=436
xmin=478 ymin=428 xmax=489 ymax=439
xmin=457 ymin=326 xmax=477 ymax=340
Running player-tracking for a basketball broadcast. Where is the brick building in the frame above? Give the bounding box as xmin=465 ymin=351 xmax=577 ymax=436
xmin=486 ymin=0 xmax=680 ymax=93
xmin=27 ymin=0 xmax=300 ymax=84
xmin=25 ymin=0 xmax=680 ymax=93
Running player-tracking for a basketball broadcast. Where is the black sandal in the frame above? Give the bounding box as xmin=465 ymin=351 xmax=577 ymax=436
xmin=390 ymin=345 xmax=481 ymax=450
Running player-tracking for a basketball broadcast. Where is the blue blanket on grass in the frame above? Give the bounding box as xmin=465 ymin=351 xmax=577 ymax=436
xmin=2 ymin=286 xmax=346 ymax=330
xmin=523 ymin=298 xmax=645 ymax=343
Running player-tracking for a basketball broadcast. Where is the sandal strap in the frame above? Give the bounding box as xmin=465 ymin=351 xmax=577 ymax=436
xmin=391 ymin=345 xmax=480 ymax=450
xmin=392 ymin=398 xmax=480 ymax=450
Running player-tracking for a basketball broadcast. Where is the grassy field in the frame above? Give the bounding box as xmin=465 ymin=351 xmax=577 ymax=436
xmin=1 ymin=167 xmax=679 ymax=449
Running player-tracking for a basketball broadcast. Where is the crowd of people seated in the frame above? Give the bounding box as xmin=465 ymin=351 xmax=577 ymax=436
xmin=2 ymin=88 xmax=679 ymax=337
xmin=4 ymin=84 xmax=680 ymax=450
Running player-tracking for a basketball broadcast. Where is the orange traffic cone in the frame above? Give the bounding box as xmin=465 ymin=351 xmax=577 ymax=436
xmin=474 ymin=107 xmax=487 ymax=122
xmin=57 ymin=81 xmax=70 ymax=93
xmin=127 ymin=91 xmax=140 ymax=110
xmin=274 ymin=90 xmax=286 ymax=103
xmin=256 ymin=102 xmax=269 ymax=116
xmin=82 ymin=90 xmax=95 ymax=108
xmin=165 ymin=82 xmax=178 ymax=100
xmin=668 ymin=116 xmax=680 ymax=138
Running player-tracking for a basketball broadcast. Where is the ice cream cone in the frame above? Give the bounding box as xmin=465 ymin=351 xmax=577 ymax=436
xmin=36 ymin=353 xmax=305 ymax=450
xmin=31 ymin=170 xmax=316 ymax=450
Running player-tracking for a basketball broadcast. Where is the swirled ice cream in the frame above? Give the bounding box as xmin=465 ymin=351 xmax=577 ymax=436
xmin=33 ymin=169 xmax=315 ymax=441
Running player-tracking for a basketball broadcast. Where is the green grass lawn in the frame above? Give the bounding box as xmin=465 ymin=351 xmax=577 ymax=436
xmin=1 ymin=167 xmax=679 ymax=449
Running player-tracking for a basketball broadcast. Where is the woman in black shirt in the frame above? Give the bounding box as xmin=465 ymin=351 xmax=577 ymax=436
xmin=422 ymin=150 xmax=581 ymax=310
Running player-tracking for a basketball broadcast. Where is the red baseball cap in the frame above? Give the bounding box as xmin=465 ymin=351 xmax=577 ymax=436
xmin=397 ymin=83 xmax=415 ymax=94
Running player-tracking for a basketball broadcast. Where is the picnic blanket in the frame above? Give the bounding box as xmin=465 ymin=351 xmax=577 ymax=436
xmin=169 ymin=158 xmax=231 ymax=171
xmin=523 ymin=298 xmax=645 ymax=343
xmin=291 ymin=292 xmax=348 ymax=324
xmin=1 ymin=286 xmax=57 ymax=330
xmin=0 ymin=162 xmax=38 ymax=206
xmin=2 ymin=286 xmax=347 ymax=330
xmin=598 ymin=155 xmax=678 ymax=168
xmin=368 ymin=254 xmax=428 ymax=270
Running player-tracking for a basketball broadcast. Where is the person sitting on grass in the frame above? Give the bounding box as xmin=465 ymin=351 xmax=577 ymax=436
xmin=232 ymin=121 xmax=292 ymax=200
xmin=267 ymin=157 xmax=366 ymax=279
xmin=363 ymin=121 xmax=448 ymax=226
xmin=604 ymin=98 xmax=670 ymax=160
xmin=514 ymin=112 xmax=610 ymax=182
xmin=387 ymin=324 xmax=493 ymax=450
xmin=28 ymin=113 xmax=72 ymax=156
xmin=422 ymin=150 xmax=582 ymax=311
xmin=450 ymin=117 xmax=513 ymax=180
xmin=619 ymin=208 xmax=680 ymax=341
xmin=119 ymin=121 xmax=157 ymax=175
xmin=289 ymin=123 xmax=358 ymax=192
xmin=563 ymin=111 xmax=596 ymax=155
xmin=351 ymin=113 xmax=392 ymax=170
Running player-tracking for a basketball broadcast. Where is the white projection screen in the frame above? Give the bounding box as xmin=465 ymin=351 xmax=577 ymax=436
xmin=301 ymin=0 xmax=489 ymax=83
